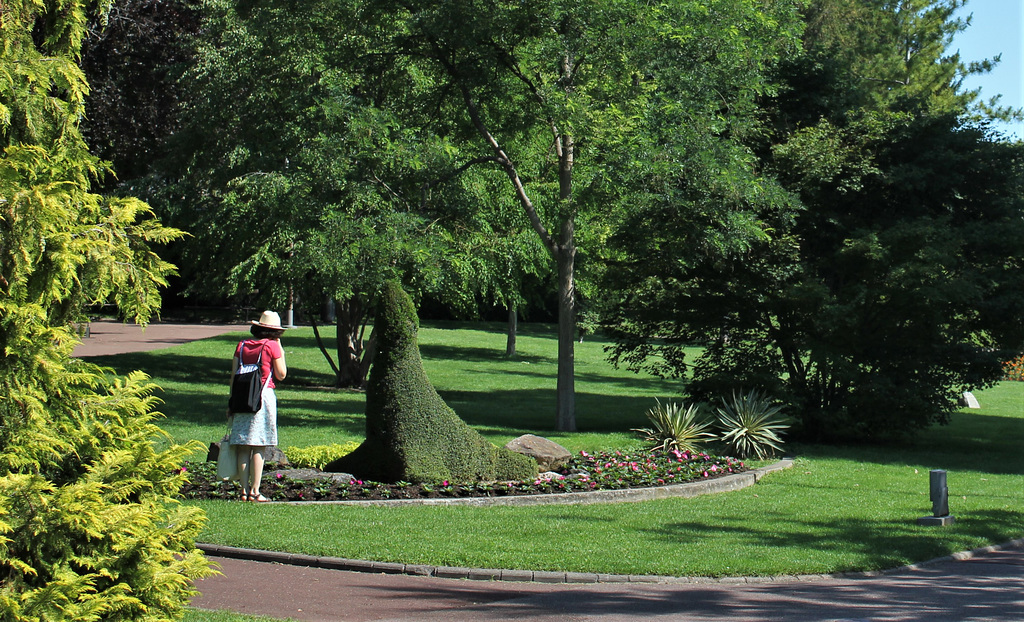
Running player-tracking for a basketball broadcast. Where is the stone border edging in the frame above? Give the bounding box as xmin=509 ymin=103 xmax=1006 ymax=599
xmin=196 ymin=536 xmax=1024 ymax=586
xmin=195 ymin=536 xmax=1024 ymax=590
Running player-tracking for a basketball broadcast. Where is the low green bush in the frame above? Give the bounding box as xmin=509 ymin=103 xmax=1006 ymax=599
xmin=285 ymin=443 xmax=360 ymax=470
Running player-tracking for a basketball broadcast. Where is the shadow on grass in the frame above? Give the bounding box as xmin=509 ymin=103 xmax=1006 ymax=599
xmin=440 ymin=389 xmax=651 ymax=432
xmin=645 ymin=508 xmax=1024 ymax=572
xmin=92 ymin=350 xmax=656 ymax=435
xmin=449 ymin=362 xmax=682 ymax=395
xmin=89 ymin=347 xmax=234 ymax=382
xmin=420 ymin=344 xmax=554 ymax=365
xmin=788 ymin=412 xmax=1024 ymax=476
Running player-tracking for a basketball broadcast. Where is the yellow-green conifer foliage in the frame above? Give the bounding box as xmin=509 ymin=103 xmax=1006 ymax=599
xmin=328 ymin=281 xmax=536 ymax=483
xmin=1 ymin=1 xmax=213 ymax=619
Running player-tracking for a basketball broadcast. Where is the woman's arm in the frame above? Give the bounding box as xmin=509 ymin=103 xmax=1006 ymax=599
xmin=227 ymin=355 xmax=239 ymax=417
xmin=272 ymin=339 xmax=287 ymax=381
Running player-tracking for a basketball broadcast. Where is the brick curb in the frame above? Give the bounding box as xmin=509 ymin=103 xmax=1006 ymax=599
xmin=196 ymin=538 xmax=1024 ymax=585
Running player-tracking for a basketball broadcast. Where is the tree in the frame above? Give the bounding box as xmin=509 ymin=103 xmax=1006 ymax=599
xmin=326 ymin=281 xmax=536 ymax=483
xmin=359 ymin=0 xmax=803 ymax=430
xmin=606 ymin=0 xmax=1024 ymax=441
xmin=166 ymin=0 xmax=534 ymax=389
xmin=0 ymin=0 xmax=211 ymax=618
xmin=164 ymin=0 xmax=407 ymax=387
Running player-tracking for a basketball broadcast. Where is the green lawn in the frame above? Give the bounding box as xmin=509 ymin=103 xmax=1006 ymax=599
xmin=92 ymin=321 xmax=1024 ymax=578
xmin=88 ymin=322 xmax=682 ymax=454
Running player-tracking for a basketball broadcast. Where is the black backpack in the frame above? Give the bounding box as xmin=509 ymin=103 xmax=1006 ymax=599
xmin=228 ymin=342 xmax=270 ymax=414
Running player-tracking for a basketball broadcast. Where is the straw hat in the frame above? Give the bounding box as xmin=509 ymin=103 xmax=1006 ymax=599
xmin=251 ymin=310 xmax=285 ymax=330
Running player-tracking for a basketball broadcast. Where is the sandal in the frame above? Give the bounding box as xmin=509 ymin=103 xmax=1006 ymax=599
xmin=239 ymin=492 xmax=250 ymax=502
xmin=251 ymin=494 xmax=270 ymax=503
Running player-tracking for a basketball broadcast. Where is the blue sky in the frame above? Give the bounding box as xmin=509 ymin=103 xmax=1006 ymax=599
xmin=952 ymin=0 xmax=1023 ymax=139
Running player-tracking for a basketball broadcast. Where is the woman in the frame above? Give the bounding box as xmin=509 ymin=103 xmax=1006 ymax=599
xmin=228 ymin=310 xmax=287 ymax=502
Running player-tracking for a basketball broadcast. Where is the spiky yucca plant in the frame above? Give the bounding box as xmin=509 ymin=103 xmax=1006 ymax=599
xmin=633 ymin=399 xmax=715 ymax=453
xmin=715 ymin=389 xmax=789 ymax=460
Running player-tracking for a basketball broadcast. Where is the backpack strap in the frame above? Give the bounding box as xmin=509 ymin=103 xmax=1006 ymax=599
xmin=238 ymin=340 xmax=272 ymax=388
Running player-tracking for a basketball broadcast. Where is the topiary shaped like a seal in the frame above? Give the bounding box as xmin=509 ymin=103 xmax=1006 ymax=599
xmin=326 ymin=281 xmax=536 ymax=483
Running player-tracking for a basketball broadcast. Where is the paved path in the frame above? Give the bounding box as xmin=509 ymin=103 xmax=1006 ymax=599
xmin=191 ymin=544 xmax=1024 ymax=622
xmin=74 ymin=319 xmax=1024 ymax=621
xmin=72 ymin=319 xmax=245 ymax=357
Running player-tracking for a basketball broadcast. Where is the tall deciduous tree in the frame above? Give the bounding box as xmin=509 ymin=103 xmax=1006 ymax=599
xmin=0 ymin=0 xmax=210 ymax=618
xmin=362 ymin=0 xmax=803 ymax=430
xmin=167 ymin=0 xmax=536 ymax=388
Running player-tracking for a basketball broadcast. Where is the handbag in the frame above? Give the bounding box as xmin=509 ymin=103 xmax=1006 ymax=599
xmin=217 ymin=433 xmax=239 ymax=481
xmin=228 ymin=341 xmax=271 ymax=413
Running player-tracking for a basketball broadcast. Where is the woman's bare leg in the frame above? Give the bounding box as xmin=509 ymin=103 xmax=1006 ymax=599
xmin=249 ymin=446 xmax=267 ymax=499
xmin=236 ymin=446 xmax=253 ymax=499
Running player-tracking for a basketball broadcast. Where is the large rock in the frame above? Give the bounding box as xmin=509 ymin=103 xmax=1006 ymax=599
xmin=505 ymin=434 xmax=571 ymax=472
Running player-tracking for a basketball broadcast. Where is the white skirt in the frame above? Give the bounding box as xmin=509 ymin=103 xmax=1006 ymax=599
xmin=229 ymin=386 xmax=278 ymax=446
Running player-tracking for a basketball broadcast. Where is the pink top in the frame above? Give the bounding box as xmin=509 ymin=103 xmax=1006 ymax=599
xmin=234 ymin=339 xmax=284 ymax=389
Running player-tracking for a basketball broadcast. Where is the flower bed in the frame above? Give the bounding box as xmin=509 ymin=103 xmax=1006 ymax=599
xmin=179 ymin=449 xmax=746 ymax=502
xmin=1003 ymin=355 xmax=1024 ymax=382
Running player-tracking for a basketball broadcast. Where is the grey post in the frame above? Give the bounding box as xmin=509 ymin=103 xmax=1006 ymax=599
xmin=930 ymin=470 xmax=949 ymax=517
xmin=918 ymin=469 xmax=955 ymax=526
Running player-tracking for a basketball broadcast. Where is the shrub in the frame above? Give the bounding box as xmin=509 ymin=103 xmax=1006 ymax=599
xmin=327 ymin=281 xmax=536 ymax=483
xmin=0 ymin=0 xmax=209 ymax=616
xmin=633 ymin=399 xmax=714 ymax=453
xmin=1 ymin=359 xmax=214 ymax=621
xmin=285 ymin=442 xmax=360 ymax=470
xmin=715 ymin=389 xmax=789 ymax=460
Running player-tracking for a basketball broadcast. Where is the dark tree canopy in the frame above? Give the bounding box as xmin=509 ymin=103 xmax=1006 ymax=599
xmin=80 ymin=0 xmax=201 ymax=185
xmin=604 ymin=0 xmax=1024 ymax=442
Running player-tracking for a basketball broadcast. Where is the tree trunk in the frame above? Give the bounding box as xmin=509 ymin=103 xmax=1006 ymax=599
xmin=335 ymin=297 xmax=369 ymax=389
xmin=555 ymin=237 xmax=577 ymax=431
xmin=554 ymin=130 xmax=576 ymax=432
xmin=450 ymin=63 xmax=577 ymax=431
xmin=506 ymin=305 xmax=517 ymax=356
